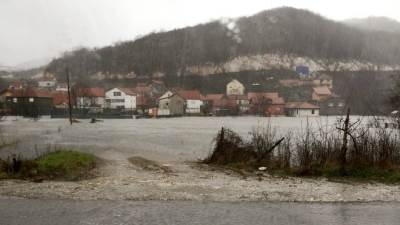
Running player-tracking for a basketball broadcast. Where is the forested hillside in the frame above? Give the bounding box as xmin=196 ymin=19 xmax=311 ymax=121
xmin=45 ymin=7 xmax=400 ymax=81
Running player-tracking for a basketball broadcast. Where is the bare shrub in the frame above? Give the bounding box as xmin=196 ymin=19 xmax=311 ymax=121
xmin=204 ymin=127 xmax=256 ymax=166
xmin=204 ymin=115 xmax=400 ymax=181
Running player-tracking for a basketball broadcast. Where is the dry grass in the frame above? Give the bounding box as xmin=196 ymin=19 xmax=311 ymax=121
xmin=204 ymin=118 xmax=400 ymax=183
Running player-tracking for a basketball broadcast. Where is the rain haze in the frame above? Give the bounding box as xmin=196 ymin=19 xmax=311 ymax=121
xmin=1 ymin=0 xmax=400 ymax=66
xmin=2 ymin=1 xmax=400 ymax=224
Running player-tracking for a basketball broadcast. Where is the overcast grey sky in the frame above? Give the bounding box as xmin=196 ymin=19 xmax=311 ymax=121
xmin=1 ymin=0 xmax=399 ymax=67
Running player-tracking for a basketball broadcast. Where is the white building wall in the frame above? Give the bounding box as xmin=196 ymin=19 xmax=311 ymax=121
xmin=226 ymin=80 xmax=245 ymax=96
xmin=77 ymin=97 xmax=105 ymax=108
xmin=38 ymin=80 xmax=56 ymax=88
xmin=105 ymin=88 xmax=136 ymax=109
xmin=185 ymin=99 xmax=203 ymax=114
xmin=290 ymin=108 xmax=319 ymax=117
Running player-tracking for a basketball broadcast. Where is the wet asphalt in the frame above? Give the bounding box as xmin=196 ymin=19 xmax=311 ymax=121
xmin=1 ymin=198 xmax=400 ymax=225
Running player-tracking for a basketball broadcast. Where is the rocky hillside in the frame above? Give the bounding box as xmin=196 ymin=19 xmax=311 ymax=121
xmin=45 ymin=7 xmax=400 ymax=81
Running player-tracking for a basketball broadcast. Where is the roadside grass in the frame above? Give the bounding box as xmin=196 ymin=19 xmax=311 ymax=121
xmin=203 ymin=117 xmax=400 ymax=184
xmin=0 ymin=150 xmax=99 ymax=181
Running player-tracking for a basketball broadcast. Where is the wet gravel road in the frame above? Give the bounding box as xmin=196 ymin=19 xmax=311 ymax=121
xmin=1 ymin=198 xmax=400 ymax=225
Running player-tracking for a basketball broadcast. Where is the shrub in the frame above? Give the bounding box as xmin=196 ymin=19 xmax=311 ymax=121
xmin=204 ymin=117 xmax=400 ymax=183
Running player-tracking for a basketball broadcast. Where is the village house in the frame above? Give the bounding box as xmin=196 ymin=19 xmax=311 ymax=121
xmin=204 ymin=94 xmax=226 ymax=115
xmin=177 ymin=90 xmax=203 ymax=114
xmin=313 ymin=74 xmax=333 ymax=89
xmin=76 ymin=87 xmax=105 ymax=109
xmin=226 ymin=79 xmax=245 ymax=96
xmin=38 ymin=77 xmax=56 ymax=89
xmin=285 ymin=102 xmax=320 ymax=117
xmin=248 ymin=92 xmax=285 ymax=116
xmin=319 ymin=95 xmax=346 ymax=115
xmin=157 ymin=91 xmax=185 ymax=116
xmin=52 ymin=91 xmax=72 ymax=109
xmin=0 ymin=89 xmax=14 ymax=104
xmin=105 ymin=88 xmax=137 ymax=110
xmin=8 ymin=80 xmax=24 ymax=90
xmin=312 ymin=86 xmax=332 ymax=102
xmin=279 ymin=79 xmax=312 ymax=87
xmin=227 ymin=95 xmax=250 ymax=114
xmin=55 ymin=83 xmax=68 ymax=92
xmin=5 ymin=88 xmax=53 ymax=116
xmin=203 ymin=93 xmax=246 ymax=116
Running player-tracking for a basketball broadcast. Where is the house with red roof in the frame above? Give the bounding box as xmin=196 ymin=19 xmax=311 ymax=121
xmin=203 ymin=93 xmax=248 ymax=116
xmin=105 ymin=87 xmax=137 ymax=110
xmin=285 ymin=102 xmax=320 ymax=117
xmin=312 ymin=86 xmax=332 ymax=102
xmin=177 ymin=90 xmax=204 ymax=114
xmin=248 ymin=92 xmax=285 ymax=116
xmin=52 ymin=91 xmax=73 ymax=108
xmin=4 ymin=88 xmax=53 ymax=116
xmin=75 ymin=87 xmax=105 ymax=109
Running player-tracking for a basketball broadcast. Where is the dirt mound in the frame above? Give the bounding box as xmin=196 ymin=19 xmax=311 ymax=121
xmin=128 ymin=156 xmax=172 ymax=173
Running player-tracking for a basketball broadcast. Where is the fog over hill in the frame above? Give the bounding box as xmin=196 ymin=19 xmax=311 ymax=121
xmin=344 ymin=17 xmax=400 ymax=33
xmin=42 ymin=7 xmax=400 ymax=81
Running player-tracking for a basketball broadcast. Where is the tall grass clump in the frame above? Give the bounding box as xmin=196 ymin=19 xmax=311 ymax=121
xmin=0 ymin=150 xmax=99 ymax=181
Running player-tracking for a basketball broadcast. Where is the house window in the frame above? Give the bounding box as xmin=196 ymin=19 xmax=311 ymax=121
xmin=29 ymin=98 xmax=34 ymax=102
xmin=13 ymin=98 xmax=17 ymax=103
xmin=338 ymin=102 xmax=344 ymax=107
xmin=113 ymin=92 xmax=121 ymax=96
xmin=111 ymin=99 xmax=124 ymax=103
xmin=312 ymin=109 xmax=315 ymax=114
xmin=328 ymin=103 xmax=334 ymax=107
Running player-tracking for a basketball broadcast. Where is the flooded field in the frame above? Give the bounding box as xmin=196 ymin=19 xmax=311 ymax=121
xmin=1 ymin=116 xmax=364 ymax=161
xmin=2 ymin=116 xmax=400 ymax=202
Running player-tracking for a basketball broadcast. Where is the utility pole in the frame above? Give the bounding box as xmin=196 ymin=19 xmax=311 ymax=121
xmin=66 ymin=67 xmax=73 ymax=125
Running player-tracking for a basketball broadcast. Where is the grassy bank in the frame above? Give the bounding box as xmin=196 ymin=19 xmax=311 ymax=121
xmin=204 ymin=117 xmax=400 ymax=184
xmin=0 ymin=150 xmax=99 ymax=181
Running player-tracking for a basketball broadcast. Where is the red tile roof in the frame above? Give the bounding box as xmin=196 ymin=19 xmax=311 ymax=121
xmin=248 ymin=92 xmax=285 ymax=105
xmin=285 ymin=102 xmax=320 ymax=109
xmin=204 ymin=94 xmax=224 ymax=101
xmin=52 ymin=91 xmax=73 ymax=106
xmin=117 ymin=88 xmax=137 ymax=96
xmin=76 ymin=87 xmax=105 ymax=97
xmin=9 ymin=88 xmax=52 ymax=98
xmin=313 ymin=86 xmax=332 ymax=96
xmin=177 ymin=90 xmax=202 ymax=100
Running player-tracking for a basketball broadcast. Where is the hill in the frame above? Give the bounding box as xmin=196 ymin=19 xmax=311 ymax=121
xmin=45 ymin=7 xmax=400 ymax=82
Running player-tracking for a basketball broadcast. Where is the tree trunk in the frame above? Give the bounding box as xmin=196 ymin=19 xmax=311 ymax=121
xmin=340 ymin=108 xmax=350 ymax=174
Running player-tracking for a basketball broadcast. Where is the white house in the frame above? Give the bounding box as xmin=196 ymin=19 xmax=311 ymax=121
xmin=177 ymin=90 xmax=203 ymax=114
xmin=38 ymin=78 xmax=56 ymax=88
xmin=226 ymin=79 xmax=245 ymax=96
xmin=105 ymin=88 xmax=137 ymax=110
xmin=285 ymin=102 xmax=320 ymax=117
xmin=56 ymin=83 xmax=68 ymax=92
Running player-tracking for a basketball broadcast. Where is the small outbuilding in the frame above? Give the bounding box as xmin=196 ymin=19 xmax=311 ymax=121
xmin=285 ymin=102 xmax=320 ymax=117
xmin=157 ymin=91 xmax=185 ymax=116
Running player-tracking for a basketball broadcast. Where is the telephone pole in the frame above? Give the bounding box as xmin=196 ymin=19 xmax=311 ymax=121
xmin=66 ymin=67 xmax=73 ymax=125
